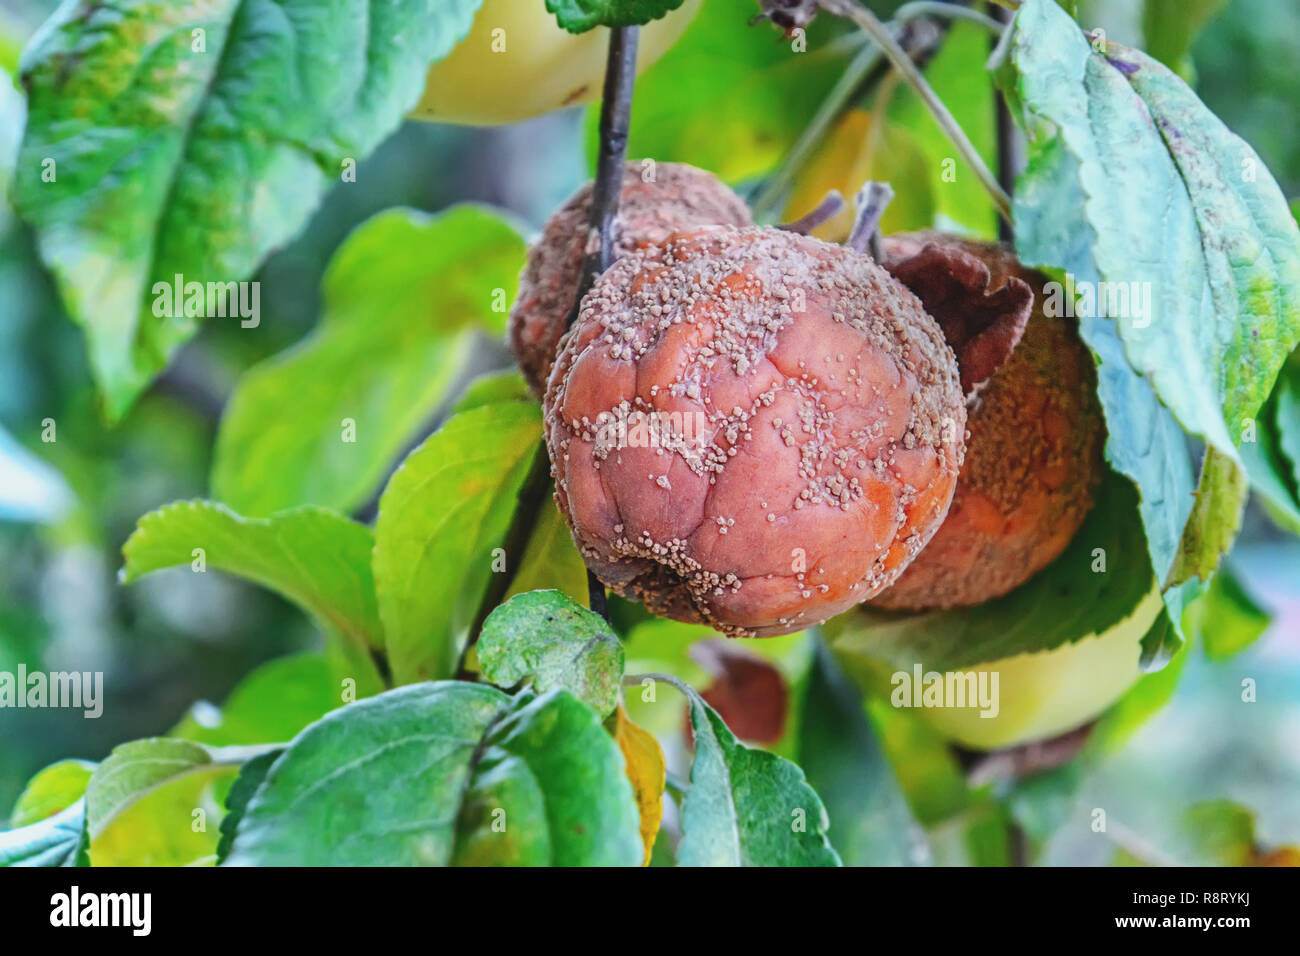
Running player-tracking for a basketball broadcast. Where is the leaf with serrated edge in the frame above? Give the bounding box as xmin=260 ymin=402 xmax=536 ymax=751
xmin=121 ymin=501 xmax=382 ymax=661
xmin=374 ymin=402 xmax=541 ymax=684
xmin=15 ymin=0 xmax=485 ymax=419
xmin=1013 ymin=138 xmax=1195 ymax=640
xmin=1010 ymin=0 xmax=1300 ymax=594
xmin=216 ymin=750 xmax=280 ymax=865
xmin=211 ymin=206 xmax=525 ymax=516
xmin=1014 ymin=0 xmax=1300 ymax=456
xmin=225 ymin=683 xmax=642 ymax=866
xmin=548 ymin=0 xmax=686 ymax=32
xmin=669 ymin=676 xmax=839 ymax=867
xmin=478 ymin=590 xmax=624 ymax=717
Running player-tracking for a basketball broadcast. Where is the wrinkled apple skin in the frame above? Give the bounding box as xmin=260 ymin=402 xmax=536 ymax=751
xmin=872 ymin=233 xmax=1104 ymax=610
xmin=412 ymin=0 xmax=702 ymax=125
xmin=511 ymin=162 xmax=752 ymax=396
xmin=545 ymin=226 xmax=966 ymax=638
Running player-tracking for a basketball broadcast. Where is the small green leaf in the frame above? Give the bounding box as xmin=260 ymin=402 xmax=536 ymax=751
xmin=0 ymin=801 xmax=87 ymax=867
xmin=225 ymin=683 xmax=642 ymax=866
xmin=212 ymin=206 xmax=526 ymax=516
xmin=548 ymin=0 xmax=687 ymax=32
xmin=454 ymin=370 xmax=534 ymax=415
xmin=84 ymin=738 xmax=213 ymax=840
xmin=121 ymin=501 xmax=383 ymax=670
xmin=1275 ymin=359 xmax=1300 ymax=491
xmin=666 ymin=675 xmax=839 ymax=867
xmin=478 ymin=590 xmax=624 ymax=717
xmin=797 ymin=640 xmax=928 ymax=867
xmin=15 ymin=0 xmax=485 ymax=419
xmin=1166 ymin=446 xmax=1249 ymax=586
xmin=171 ymin=653 xmax=339 ymax=747
xmin=1141 ymin=0 xmax=1228 ymax=81
xmin=1183 ymin=566 xmax=1271 ymax=660
xmin=504 ymin=496 xmax=591 ymax=605
xmin=8 ymin=759 xmax=94 ymax=828
xmin=374 ymin=401 xmax=542 ymax=684
xmin=453 ymin=689 xmax=642 ymax=866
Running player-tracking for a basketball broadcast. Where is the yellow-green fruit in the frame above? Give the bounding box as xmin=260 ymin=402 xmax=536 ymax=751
xmin=909 ymin=584 xmax=1163 ymax=750
xmin=412 ymin=0 xmax=701 ymax=125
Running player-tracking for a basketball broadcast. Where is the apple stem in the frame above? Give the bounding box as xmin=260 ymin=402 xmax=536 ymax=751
xmin=847 ymin=180 xmax=894 ymax=258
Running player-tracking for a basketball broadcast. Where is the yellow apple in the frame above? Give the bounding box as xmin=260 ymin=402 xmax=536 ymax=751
xmin=412 ymin=0 xmax=702 ymax=125
xmin=908 ymin=584 xmax=1165 ymax=750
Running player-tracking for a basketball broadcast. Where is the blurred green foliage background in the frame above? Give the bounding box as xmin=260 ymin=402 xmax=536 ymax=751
xmin=1 ymin=0 xmax=1297 ymax=864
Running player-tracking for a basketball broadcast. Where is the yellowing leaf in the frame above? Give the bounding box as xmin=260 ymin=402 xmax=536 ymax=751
xmin=784 ymin=110 xmax=935 ymax=242
xmin=614 ymin=706 xmax=665 ymax=866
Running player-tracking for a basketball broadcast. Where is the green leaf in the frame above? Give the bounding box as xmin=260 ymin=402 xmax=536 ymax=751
xmin=885 ymin=21 xmax=997 ymax=238
xmin=1141 ymin=0 xmax=1228 ymax=81
xmin=90 ymin=765 xmax=235 ymax=866
xmin=82 ymin=737 xmax=266 ymax=866
xmin=592 ymin=0 xmax=854 ymax=183
xmin=797 ymin=639 xmax=928 ymax=866
xmin=215 ymin=750 xmax=280 ymax=865
xmin=1183 ymin=565 xmax=1270 ymax=660
xmin=15 ymin=0 xmax=485 ymax=420
xmin=121 ymin=501 xmax=383 ymax=667
xmin=1241 ymin=378 xmax=1300 ymax=534
xmin=84 ymin=738 xmax=213 ymax=841
xmin=504 ymin=495 xmax=591 ymax=605
xmin=478 ymin=590 xmax=624 ymax=717
xmin=667 ymin=675 xmax=839 ymax=867
xmin=454 ymin=370 xmax=534 ymax=415
xmin=1174 ymin=800 xmax=1257 ymax=866
xmin=171 ymin=653 xmax=340 ymax=747
xmin=1010 ymin=0 xmax=1300 ymax=592
xmin=827 ymin=470 xmax=1158 ymax=672
xmin=8 ymin=759 xmax=94 ymax=828
xmin=1014 ymin=143 xmax=1197 ymax=625
xmin=1166 ymin=446 xmax=1248 ymax=586
xmin=212 ymin=206 xmax=526 ymax=516
xmin=225 ymin=683 xmax=642 ymax=866
xmin=0 ymin=801 xmax=87 ymax=867
xmin=453 ymin=689 xmax=641 ymax=866
xmin=1012 ymin=0 xmax=1300 ymax=455
xmin=1276 ymin=359 xmax=1300 ymax=490
xmin=548 ymin=0 xmax=686 ymax=32
xmin=374 ymin=401 xmax=542 ymax=684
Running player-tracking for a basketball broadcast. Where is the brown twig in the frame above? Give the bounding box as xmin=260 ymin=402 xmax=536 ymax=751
xmin=569 ymin=26 xmax=641 ymax=622
xmin=457 ymin=27 xmax=640 ymax=676
xmin=989 ymin=1 xmax=1021 ymax=242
